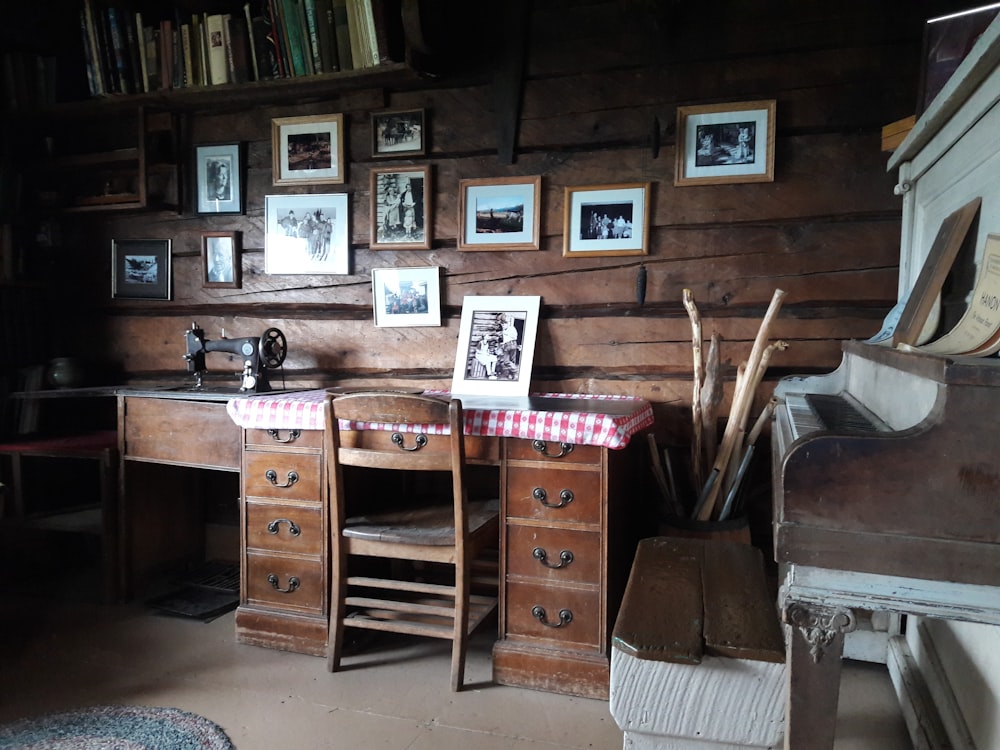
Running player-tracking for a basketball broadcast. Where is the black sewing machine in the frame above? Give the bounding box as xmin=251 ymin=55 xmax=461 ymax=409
xmin=183 ymin=322 xmax=287 ymax=392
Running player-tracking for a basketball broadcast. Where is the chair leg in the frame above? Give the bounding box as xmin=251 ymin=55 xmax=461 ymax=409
xmin=327 ymin=543 xmax=347 ymax=673
xmin=450 ymin=562 xmax=471 ymax=692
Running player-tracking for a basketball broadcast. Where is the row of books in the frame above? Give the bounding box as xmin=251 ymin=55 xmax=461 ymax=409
xmin=2 ymin=51 xmax=58 ymax=111
xmin=79 ymin=0 xmax=387 ymax=97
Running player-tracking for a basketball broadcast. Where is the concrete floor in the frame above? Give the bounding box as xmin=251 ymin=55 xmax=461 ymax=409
xmin=0 ymin=553 xmax=914 ymax=750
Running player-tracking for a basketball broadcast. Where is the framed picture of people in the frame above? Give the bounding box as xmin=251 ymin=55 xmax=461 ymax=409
xmin=675 ymin=100 xmax=776 ymax=186
xmin=370 ymin=165 xmax=432 ymax=250
xmin=264 ymin=193 xmax=350 ymax=275
xmin=371 ymin=108 xmax=425 ymax=158
xmin=201 ymin=231 xmax=241 ymax=289
xmin=195 ymin=142 xmax=244 ymax=215
xmin=272 ymin=114 xmax=345 ymax=186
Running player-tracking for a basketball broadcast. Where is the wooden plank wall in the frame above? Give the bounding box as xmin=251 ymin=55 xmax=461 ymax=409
xmin=46 ymin=0 xmax=967 ymax=483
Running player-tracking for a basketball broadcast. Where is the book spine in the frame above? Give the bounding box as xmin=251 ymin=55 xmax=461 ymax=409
xmin=144 ymin=25 xmax=162 ymax=92
xmin=249 ymin=3 xmax=278 ymax=80
xmin=123 ymin=10 xmax=145 ymax=92
xmin=181 ymin=23 xmax=194 ymax=88
xmin=205 ymin=14 xmax=230 ymax=85
xmin=133 ymin=12 xmax=149 ymax=92
xmin=279 ymin=0 xmax=308 ymax=76
xmin=79 ymin=9 xmax=103 ymax=97
xmin=226 ymin=15 xmax=252 ymax=84
xmin=103 ymin=6 xmax=126 ymax=92
xmin=81 ymin=0 xmax=106 ymax=95
xmin=331 ymin=0 xmax=352 ymax=70
xmin=159 ymin=19 xmax=174 ymax=90
xmin=316 ymin=0 xmax=338 ymax=73
xmin=302 ymin=0 xmax=323 ymax=74
xmin=243 ymin=3 xmax=260 ymax=81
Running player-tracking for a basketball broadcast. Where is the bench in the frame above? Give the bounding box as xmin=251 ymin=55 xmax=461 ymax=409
xmin=610 ymin=536 xmax=786 ymax=749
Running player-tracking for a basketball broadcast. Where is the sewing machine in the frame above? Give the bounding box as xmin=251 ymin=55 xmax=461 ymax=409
xmin=182 ymin=322 xmax=287 ymax=392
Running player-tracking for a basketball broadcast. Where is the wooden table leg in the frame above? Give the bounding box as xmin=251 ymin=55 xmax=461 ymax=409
xmin=782 ymin=600 xmax=856 ymax=750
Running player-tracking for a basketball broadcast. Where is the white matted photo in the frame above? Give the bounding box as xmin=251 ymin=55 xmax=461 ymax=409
xmin=264 ymin=194 xmax=350 ymax=275
xmin=458 ymin=176 xmax=541 ymax=252
xmin=675 ymin=100 xmax=776 ymax=186
xmin=451 ymin=295 xmax=541 ymax=398
xmin=372 ymin=266 xmax=441 ymax=327
xmin=272 ymin=114 xmax=345 ymax=185
xmin=563 ymin=182 xmax=650 ymax=257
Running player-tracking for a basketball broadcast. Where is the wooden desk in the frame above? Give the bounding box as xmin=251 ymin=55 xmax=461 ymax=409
xmin=227 ymin=390 xmax=654 ymax=699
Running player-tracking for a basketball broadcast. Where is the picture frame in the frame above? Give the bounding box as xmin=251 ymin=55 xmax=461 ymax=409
xmin=451 ymin=295 xmax=541 ymax=398
xmin=370 ymin=165 xmax=432 ymax=250
xmin=272 ymin=113 xmax=345 ymax=185
xmin=194 ymin=142 xmax=244 ymax=215
xmin=918 ymin=5 xmax=1000 ymax=115
xmin=458 ymin=176 xmax=542 ymax=252
xmin=264 ymin=193 xmax=350 ymax=275
xmin=111 ymin=238 xmax=171 ymax=300
xmin=372 ymin=266 xmax=442 ymax=327
xmin=675 ymin=100 xmax=776 ymax=186
xmin=202 ymin=231 xmax=241 ymax=289
xmin=371 ymin=108 xmax=425 ymax=158
xmin=563 ymin=182 xmax=650 ymax=257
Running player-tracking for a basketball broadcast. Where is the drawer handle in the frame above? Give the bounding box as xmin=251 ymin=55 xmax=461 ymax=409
xmin=532 ymin=547 xmax=574 ymax=569
xmin=391 ymin=432 xmax=428 ymax=451
xmin=532 ymin=487 xmax=574 ymax=508
xmin=267 ymin=518 xmax=302 ymax=537
xmin=266 ymin=429 xmax=301 ymax=444
xmin=532 ymin=605 xmax=573 ymax=628
xmin=531 ymin=439 xmax=574 ymax=458
xmin=265 ymin=469 xmax=299 ymax=488
xmin=267 ymin=573 xmax=300 ymax=593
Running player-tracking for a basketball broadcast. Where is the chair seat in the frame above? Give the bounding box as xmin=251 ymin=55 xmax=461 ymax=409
xmin=344 ymin=498 xmax=499 ymax=545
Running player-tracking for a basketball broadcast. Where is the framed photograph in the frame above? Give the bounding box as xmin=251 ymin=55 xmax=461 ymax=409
xmin=370 ymin=165 xmax=432 ymax=250
xmin=675 ymin=100 xmax=776 ymax=186
xmin=371 ymin=108 xmax=425 ymax=158
xmin=111 ymin=238 xmax=171 ymax=300
xmin=264 ymin=194 xmax=350 ymax=275
xmin=372 ymin=266 xmax=441 ymax=327
xmin=458 ymin=176 xmax=541 ymax=252
xmin=563 ymin=182 xmax=650 ymax=257
xmin=202 ymin=231 xmax=241 ymax=288
xmin=451 ymin=295 xmax=541 ymax=398
xmin=195 ymin=142 xmax=244 ymax=214
xmin=272 ymin=113 xmax=345 ymax=185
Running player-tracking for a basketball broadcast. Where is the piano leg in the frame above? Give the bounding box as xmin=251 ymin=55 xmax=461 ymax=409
xmin=782 ymin=601 xmax=857 ymax=750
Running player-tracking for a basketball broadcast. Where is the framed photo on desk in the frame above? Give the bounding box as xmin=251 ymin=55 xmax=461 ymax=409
xmin=451 ymin=295 xmax=540 ymax=397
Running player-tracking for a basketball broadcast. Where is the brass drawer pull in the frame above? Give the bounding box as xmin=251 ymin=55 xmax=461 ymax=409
xmin=531 ymin=439 xmax=574 ymax=458
xmin=532 ymin=547 xmax=574 ymax=569
xmin=265 ymin=469 xmax=299 ymax=488
xmin=267 ymin=518 xmax=301 ymax=537
xmin=532 ymin=487 xmax=574 ymax=508
xmin=391 ymin=432 xmax=428 ymax=451
xmin=267 ymin=573 xmax=300 ymax=593
xmin=266 ymin=429 xmax=301 ymax=443
xmin=532 ymin=605 xmax=573 ymax=628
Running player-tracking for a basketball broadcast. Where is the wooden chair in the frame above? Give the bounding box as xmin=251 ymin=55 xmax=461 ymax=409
xmin=324 ymin=392 xmax=500 ymax=691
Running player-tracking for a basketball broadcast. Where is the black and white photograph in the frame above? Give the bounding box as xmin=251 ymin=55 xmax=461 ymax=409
xmin=370 ymin=166 xmax=432 ymax=250
xmin=451 ymin=295 xmax=540 ymax=397
xmin=371 ymin=108 xmax=425 ymax=158
xmin=675 ymin=100 xmax=775 ymax=186
xmin=202 ymin=231 xmax=241 ymax=288
xmin=195 ymin=143 xmax=244 ymax=214
xmin=563 ymin=183 xmax=649 ymax=257
xmin=112 ymin=239 xmax=172 ymax=299
xmin=458 ymin=176 xmax=541 ymax=251
xmin=272 ymin=114 xmax=345 ymax=185
xmin=372 ymin=266 xmax=441 ymax=327
xmin=264 ymin=194 xmax=350 ymax=275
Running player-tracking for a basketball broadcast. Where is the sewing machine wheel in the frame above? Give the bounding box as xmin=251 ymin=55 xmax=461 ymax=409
xmin=259 ymin=328 xmax=287 ymax=368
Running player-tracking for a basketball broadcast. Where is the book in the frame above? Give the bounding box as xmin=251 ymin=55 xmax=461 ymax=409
xmin=344 ymin=0 xmax=365 ymax=69
xmin=181 ymin=23 xmax=194 ymax=87
xmin=247 ymin=1 xmax=278 ymax=79
xmin=133 ymin=12 xmax=149 ymax=92
xmin=144 ymin=24 xmax=162 ymax=92
xmin=80 ymin=9 xmax=103 ymax=97
xmin=190 ymin=14 xmax=205 ymax=86
xmin=123 ymin=10 xmax=145 ymax=92
xmin=158 ymin=19 xmax=174 ymax=90
xmin=278 ymin=0 xmax=309 ymax=76
xmin=330 ymin=0 xmax=353 ymax=70
xmin=315 ymin=0 xmax=338 ymax=72
xmin=265 ymin=0 xmax=288 ymax=77
xmin=81 ymin=0 xmax=106 ymax=95
xmin=205 ymin=14 xmax=230 ymax=85
xmin=243 ymin=3 xmax=260 ymax=80
xmin=104 ymin=6 xmax=128 ymax=92
xmin=226 ymin=14 xmax=253 ymax=84
xmin=302 ymin=0 xmax=323 ymax=74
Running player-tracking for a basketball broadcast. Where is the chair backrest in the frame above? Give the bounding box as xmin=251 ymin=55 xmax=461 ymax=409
xmin=324 ymin=391 xmax=468 ymax=535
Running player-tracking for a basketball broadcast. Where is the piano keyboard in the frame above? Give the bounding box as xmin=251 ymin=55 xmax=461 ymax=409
xmin=783 ymin=392 xmax=889 ymax=441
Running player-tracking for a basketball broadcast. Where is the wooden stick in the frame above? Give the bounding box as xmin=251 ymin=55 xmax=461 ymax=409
xmin=700 ymin=333 xmax=722 ymax=470
xmin=696 ymin=289 xmax=786 ymax=520
xmin=683 ymin=289 xmax=705 ymax=486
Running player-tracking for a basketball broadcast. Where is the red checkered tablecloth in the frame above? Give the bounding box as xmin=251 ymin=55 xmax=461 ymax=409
xmin=226 ymin=389 xmax=653 ymax=450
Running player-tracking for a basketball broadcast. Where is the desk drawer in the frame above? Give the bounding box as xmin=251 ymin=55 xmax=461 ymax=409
xmin=504 ymin=580 xmax=601 ymax=650
xmin=245 ymin=428 xmax=323 ymax=450
xmin=245 ymin=552 xmax=324 ymax=614
xmin=339 ymin=429 xmax=499 ymax=463
xmin=506 ymin=439 xmax=601 ymax=466
xmin=506 ymin=525 xmax=601 ymax=585
xmin=505 ymin=466 xmax=602 ymax=525
xmin=244 ymin=452 xmax=321 ymax=501
xmin=245 ymin=500 xmax=324 ymax=556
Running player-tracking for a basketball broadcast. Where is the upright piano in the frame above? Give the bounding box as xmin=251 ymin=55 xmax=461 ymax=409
xmin=771 ymin=338 xmax=1000 ymax=749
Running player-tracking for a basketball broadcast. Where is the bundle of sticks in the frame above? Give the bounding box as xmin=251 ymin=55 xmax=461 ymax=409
xmin=682 ymin=288 xmax=788 ymax=521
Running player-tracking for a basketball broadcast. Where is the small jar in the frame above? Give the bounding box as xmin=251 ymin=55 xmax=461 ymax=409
xmin=46 ymin=357 xmax=86 ymax=389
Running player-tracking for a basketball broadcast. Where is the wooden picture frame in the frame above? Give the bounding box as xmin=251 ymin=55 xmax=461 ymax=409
xmin=202 ymin=231 xmax=241 ymax=288
xmin=112 ymin=238 xmax=171 ymax=300
xmin=372 ymin=266 xmax=442 ymax=327
xmin=195 ymin=142 xmax=244 ymax=215
xmin=370 ymin=165 xmax=432 ymax=250
xmin=272 ymin=113 xmax=345 ymax=185
xmin=371 ymin=108 xmax=425 ymax=158
xmin=458 ymin=176 xmax=541 ymax=252
xmin=563 ymin=182 xmax=650 ymax=257
xmin=451 ymin=295 xmax=541 ymax=398
xmin=675 ymin=100 xmax=776 ymax=186
xmin=264 ymin=193 xmax=350 ymax=275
